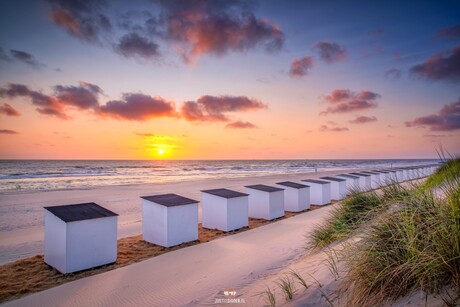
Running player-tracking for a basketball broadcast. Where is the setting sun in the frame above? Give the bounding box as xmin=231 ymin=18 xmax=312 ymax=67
xmin=158 ymin=149 xmax=164 ymax=155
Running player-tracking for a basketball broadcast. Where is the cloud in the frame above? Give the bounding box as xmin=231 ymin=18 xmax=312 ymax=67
xmin=98 ymin=93 xmax=176 ymax=120
xmin=349 ymin=115 xmax=378 ymax=124
xmin=115 ymin=33 xmax=160 ymax=59
xmin=181 ymin=95 xmax=267 ymax=122
xmin=9 ymin=50 xmax=45 ymax=69
xmin=289 ymin=56 xmax=313 ymax=77
xmin=0 ymin=47 xmax=12 ymax=62
xmin=47 ymin=0 xmax=112 ymax=43
xmin=0 ymin=129 xmax=18 ymax=134
xmin=154 ymin=0 xmax=285 ymax=62
xmin=315 ymin=41 xmax=346 ymax=63
xmin=53 ymin=81 xmax=101 ymax=109
xmin=45 ymin=0 xmax=284 ymax=63
xmin=319 ymin=125 xmax=349 ymax=132
xmin=320 ymin=89 xmax=380 ymax=115
xmin=410 ymin=45 xmax=460 ymax=82
xmin=0 ymin=103 xmax=20 ymax=116
xmin=405 ymin=98 xmax=460 ymax=131
xmin=436 ymin=24 xmax=460 ymax=39
xmin=0 ymin=83 xmax=66 ymax=118
xmin=384 ymin=68 xmax=401 ymax=79
xmin=225 ymin=121 xmax=257 ymax=129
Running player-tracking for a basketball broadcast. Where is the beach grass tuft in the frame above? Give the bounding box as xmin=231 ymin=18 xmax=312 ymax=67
xmin=262 ymin=287 xmax=276 ymax=307
xmin=341 ymin=158 xmax=460 ymax=305
xmin=276 ymin=275 xmax=296 ymax=301
xmin=308 ymin=189 xmax=383 ymax=249
xmin=289 ymin=269 xmax=309 ymax=290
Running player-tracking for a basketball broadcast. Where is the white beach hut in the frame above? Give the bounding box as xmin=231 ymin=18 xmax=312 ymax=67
xmin=395 ymin=168 xmax=408 ymax=182
xmin=141 ymin=193 xmax=198 ymax=248
xmin=245 ymin=184 xmax=284 ymax=220
xmin=201 ymin=188 xmax=249 ymax=232
xmin=361 ymin=171 xmax=381 ymax=189
xmin=276 ymin=181 xmax=310 ymax=212
xmin=336 ymin=174 xmax=361 ymax=193
xmin=301 ymin=179 xmax=331 ymax=206
xmin=349 ymin=172 xmax=372 ymax=191
xmin=320 ymin=176 xmax=347 ymax=200
xmin=44 ymin=202 xmax=118 ymax=274
xmin=373 ymin=170 xmax=391 ymax=185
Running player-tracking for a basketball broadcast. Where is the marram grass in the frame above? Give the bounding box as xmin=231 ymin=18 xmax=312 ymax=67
xmin=309 ymin=157 xmax=460 ymax=306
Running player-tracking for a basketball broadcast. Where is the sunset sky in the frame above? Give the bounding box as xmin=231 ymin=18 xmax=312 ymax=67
xmin=0 ymin=0 xmax=459 ymax=160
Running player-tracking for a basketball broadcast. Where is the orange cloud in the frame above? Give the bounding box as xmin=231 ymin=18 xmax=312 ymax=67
xmin=0 ymin=103 xmax=20 ymax=116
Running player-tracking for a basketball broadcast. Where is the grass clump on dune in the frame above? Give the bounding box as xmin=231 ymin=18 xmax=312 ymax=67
xmin=309 ymin=190 xmax=383 ymax=249
xmin=308 ymin=156 xmax=460 ymax=305
xmin=343 ymin=158 xmax=460 ymax=305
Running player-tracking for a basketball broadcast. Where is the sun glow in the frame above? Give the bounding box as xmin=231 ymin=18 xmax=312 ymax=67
xmin=158 ymin=149 xmax=164 ymax=155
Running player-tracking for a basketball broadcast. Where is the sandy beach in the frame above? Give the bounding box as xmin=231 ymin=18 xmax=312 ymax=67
xmin=0 ymin=167 xmax=449 ymax=307
xmin=1 ymin=200 xmax=336 ymax=306
xmin=0 ymin=169 xmax=351 ymax=266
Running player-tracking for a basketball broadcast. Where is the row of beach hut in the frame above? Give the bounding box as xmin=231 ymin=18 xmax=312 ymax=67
xmin=43 ymin=164 xmax=438 ymax=273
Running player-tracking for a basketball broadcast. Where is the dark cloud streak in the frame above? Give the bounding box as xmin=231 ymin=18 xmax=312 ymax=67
xmin=315 ymin=41 xmax=346 ymax=64
xmin=410 ymin=45 xmax=460 ymax=82
xmin=405 ymin=98 xmax=460 ymax=131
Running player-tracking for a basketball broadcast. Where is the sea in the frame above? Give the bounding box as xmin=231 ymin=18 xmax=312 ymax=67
xmin=0 ymin=159 xmax=440 ymax=192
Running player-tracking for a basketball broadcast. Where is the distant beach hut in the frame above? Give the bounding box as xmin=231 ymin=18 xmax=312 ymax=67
xmin=320 ymin=176 xmax=346 ymax=200
xmin=245 ymin=184 xmax=284 ymax=220
xmin=349 ymin=172 xmax=372 ymax=191
xmin=372 ymin=170 xmax=390 ymax=185
xmin=276 ymin=181 xmax=310 ymax=212
xmin=361 ymin=171 xmax=381 ymax=189
xmin=393 ymin=168 xmax=406 ymax=182
xmin=201 ymin=188 xmax=249 ymax=232
xmin=336 ymin=174 xmax=361 ymax=193
xmin=44 ymin=202 xmax=118 ymax=274
xmin=141 ymin=193 xmax=198 ymax=247
xmin=301 ymin=179 xmax=331 ymax=205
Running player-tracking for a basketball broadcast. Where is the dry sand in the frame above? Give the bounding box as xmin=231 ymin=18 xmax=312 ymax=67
xmin=0 ymin=169 xmax=350 ymax=265
xmin=1 ymin=204 xmax=336 ymax=307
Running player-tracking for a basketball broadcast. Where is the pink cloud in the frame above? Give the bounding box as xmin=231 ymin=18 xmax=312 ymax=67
xmin=182 ymin=95 xmax=267 ymax=122
xmin=289 ymin=56 xmax=313 ymax=77
xmin=0 ymin=83 xmax=66 ymax=119
xmin=0 ymin=103 xmax=20 ymax=116
xmin=48 ymin=0 xmax=112 ymax=44
xmin=405 ymin=98 xmax=460 ymax=131
xmin=163 ymin=2 xmax=284 ymax=63
xmin=410 ymin=45 xmax=460 ymax=82
xmin=98 ymin=93 xmax=176 ymax=121
xmin=54 ymin=81 xmax=101 ymax=109
xmin=349 ymin=115 xmax=378 ymax=124
xmin=225 ymin=121 xmax=257 ymax=129
xmin=320 ymin=89 xmax=380 ymax=115
xmin=319 ymin=125 xmax=349 ymax=132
